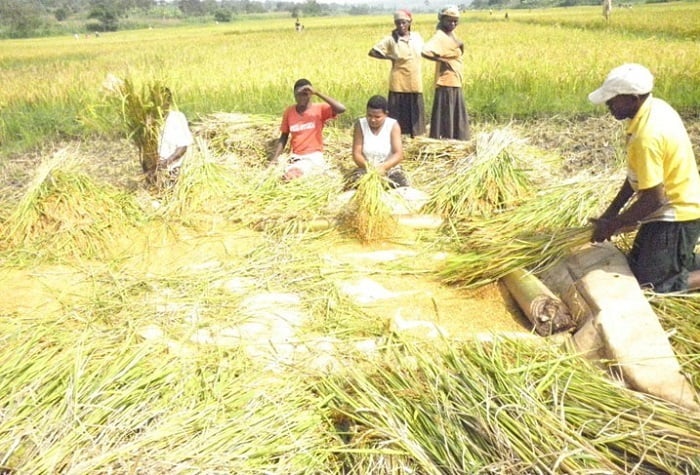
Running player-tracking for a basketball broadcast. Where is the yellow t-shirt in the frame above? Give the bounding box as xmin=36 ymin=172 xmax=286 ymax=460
xmin=372 ymin=32 xmax=424 ymax=93
xmin=626 ymin=95 xmax=700 ymax=222
xmin=422 ymin=29 xmax=463 ymax=88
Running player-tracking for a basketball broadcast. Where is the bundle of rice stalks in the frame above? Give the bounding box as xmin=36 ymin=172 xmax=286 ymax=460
xmin=0 ymin=149 xmax=144 ymax=261
xmin=341 ymin=168 xmax=396 ymax=244
xmin=192 ymin=112 xmax=279 ymax=167
xmin=424 ymin=128 xmax=534 ymax=219
xmin=402 ymin=135 xmax=476 ymax=163
xmin=160 ymin=138 xmax=239 ymax=219
xmin=449 ymin=174 xmax=621 ymax=242
xmin=439 ymin=226 xmax=592 ymax=288
xmin=318 ymin=338 xmax=700 ymax=474
xmin=100 ymin=75 xmax=171 ymax=175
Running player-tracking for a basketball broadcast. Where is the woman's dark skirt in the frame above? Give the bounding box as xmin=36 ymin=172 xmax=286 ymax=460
xmin=388 ymin=92 xmax=426 ymax=138
xmin=429 ymin=86 xmax=470 ymax=141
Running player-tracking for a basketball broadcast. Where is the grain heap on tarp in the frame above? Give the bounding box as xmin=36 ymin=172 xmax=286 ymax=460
xmin=0 ymin=148 xmax=143 ymax=260
xmin=424 ymin=128 xmax=534 ymax=220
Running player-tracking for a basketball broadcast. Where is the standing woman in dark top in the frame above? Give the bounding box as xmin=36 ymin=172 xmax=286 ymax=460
xmin=368 ymin=9 xmax=426 ymax=138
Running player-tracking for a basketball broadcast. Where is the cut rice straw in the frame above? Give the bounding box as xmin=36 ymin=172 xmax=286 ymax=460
xmin=424 ymin=128 xmax=534 ymax=219
xmin=317 ymin=337 xmax=700 ymax=474
xmin=0 ymin=148 xmax=143 ymax=261
xmin=341 ymin=167 xmax=396 ymax=243
xmin=439 ymin=226 xmax=593 ymax=288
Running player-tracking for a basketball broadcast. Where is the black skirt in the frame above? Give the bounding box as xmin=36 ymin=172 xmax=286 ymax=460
xmin=388 ymin=92 xmax=426 ymax=138
xmin=429 ymin=86 xmax=470 ymax=141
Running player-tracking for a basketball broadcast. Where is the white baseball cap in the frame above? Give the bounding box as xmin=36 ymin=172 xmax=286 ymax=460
xmin=588 ymin=63 xmax=654 ymax=105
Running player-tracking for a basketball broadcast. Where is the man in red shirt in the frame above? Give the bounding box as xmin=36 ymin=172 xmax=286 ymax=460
xmin=270 ymin=78 xmax=346 ymax=181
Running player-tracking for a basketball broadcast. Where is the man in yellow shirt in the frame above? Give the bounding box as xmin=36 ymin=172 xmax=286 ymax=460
xmin=589 ymin=63 xmax=700 ymax=292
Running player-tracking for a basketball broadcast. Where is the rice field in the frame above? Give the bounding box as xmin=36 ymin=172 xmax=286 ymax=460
xmin=1 ymin=3 xmax=700 ymax=473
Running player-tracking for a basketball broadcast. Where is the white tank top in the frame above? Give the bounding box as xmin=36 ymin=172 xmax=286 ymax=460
xmin=360 ymin=117 xmax=397 ymax=166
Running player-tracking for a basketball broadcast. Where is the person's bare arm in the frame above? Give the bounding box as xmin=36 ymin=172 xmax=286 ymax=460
xmin=591 ymin=181 xmax=664 ymax=242
xmin=160 ymin=146 xmax=187 ymax=168
xmin=306 ymin=85 xmax=346 ymax=115
xmin=378 ymin=121 xmax=403 ymax=173
xmin=270 ymin=133 xmax=289 ymax=164
xmin=351 ymin=121 xmax=366 ymax=168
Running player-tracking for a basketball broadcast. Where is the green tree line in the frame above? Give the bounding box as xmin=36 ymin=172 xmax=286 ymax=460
xmin=0 ymin=0 xmax=348 ymax=38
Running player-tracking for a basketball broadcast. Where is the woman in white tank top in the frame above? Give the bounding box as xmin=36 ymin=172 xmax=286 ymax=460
xmin=347 ymin=95 xmax=409 ymax=189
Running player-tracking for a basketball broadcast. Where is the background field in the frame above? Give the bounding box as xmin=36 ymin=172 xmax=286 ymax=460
xmin=1 ymin=2 xmax=699 ymax=153
xmin=1 ymin=3 xmax=700 ymax=474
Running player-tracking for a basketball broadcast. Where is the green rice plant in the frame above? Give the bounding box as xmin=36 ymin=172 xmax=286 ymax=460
xmin=505 ymin=4 xmax=700 ymax=41
xmin=3 ymin=9 xmax=700 ymax=153
xmin=424 ymin=128 xmax=535 ymax=219
xmin=341 ymin=168 xmax=396 ymax=244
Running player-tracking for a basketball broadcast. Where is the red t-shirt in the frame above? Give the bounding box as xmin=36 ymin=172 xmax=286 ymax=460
xmin=281 ymin=103 xmax=336 ymax=155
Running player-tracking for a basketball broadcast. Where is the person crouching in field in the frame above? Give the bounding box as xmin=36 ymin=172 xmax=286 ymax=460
xmin=270 ymin=79 xmax=346 ymax=181
xmin=422 ymin=5 xmax=470 ymax=141
xmin=368 ymin=9 xmax=426 ymax=138
xmin=346 ymin=95 xmax=408 ymax=190
xmin=151 ymin=87 xmax=193 ymax=185
xmin=588 ymin=63 xmax=700 ymax=293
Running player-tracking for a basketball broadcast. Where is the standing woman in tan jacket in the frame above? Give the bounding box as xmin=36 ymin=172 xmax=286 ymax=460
xmin=422 ymin=5 xmax=470 ymax=141
xmin=368 ymin=9 xmax=426 ymax=138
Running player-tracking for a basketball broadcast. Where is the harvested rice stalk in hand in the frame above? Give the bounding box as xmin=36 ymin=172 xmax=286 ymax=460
xmin=449 ymin=174 xmax=620 ymax=245
xmin=101 ymin=75 xmax=171 ymax=175
xmin=424 ymin=128 xmax=533 ymax=219
xmin=342 ymin=168 xmax=396 ymax=243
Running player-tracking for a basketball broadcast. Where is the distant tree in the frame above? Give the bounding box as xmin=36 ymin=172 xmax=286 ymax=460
xmin=214 ymin=9 xmax=232 ymax=22
xmin=300 ymin=0 xmax=322 ymax=16
xmin=0 ymin=0 xmax=43 ymax=38
xmin=54 ymin=7 xmax=69 ymax=20
xmin=88 ymin=0 xmax=121 ymax=31
xmin=178 ymin=0 xmax=206 ymax=16
xmin=348 ymin=5 xmax=370 ymax=15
